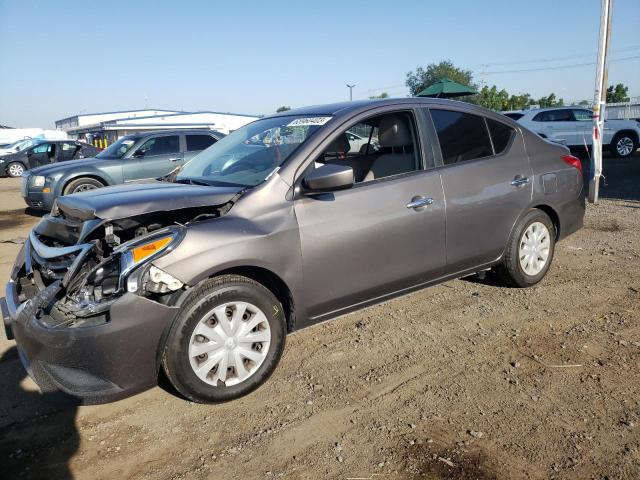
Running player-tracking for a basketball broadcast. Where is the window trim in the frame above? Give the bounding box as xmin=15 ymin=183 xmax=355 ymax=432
xmin=426 ymin=108 xmax=517 ymax=170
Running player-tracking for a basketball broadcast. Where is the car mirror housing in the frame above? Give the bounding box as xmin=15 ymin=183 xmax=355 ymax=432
xmin=303 ymin=163 xmax=354 ymax=193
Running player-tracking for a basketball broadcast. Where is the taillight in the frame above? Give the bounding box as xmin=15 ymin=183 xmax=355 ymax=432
xmin=561 ymin=154 xmax=582 ymax=174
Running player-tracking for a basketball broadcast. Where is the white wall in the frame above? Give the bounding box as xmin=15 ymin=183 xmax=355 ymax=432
xmin=109 ymin=112 xmax=258 ymax=134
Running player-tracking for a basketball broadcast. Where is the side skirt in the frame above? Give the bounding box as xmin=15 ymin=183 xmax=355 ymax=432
xmin=297 ymin=259 xmax=500 ymax=331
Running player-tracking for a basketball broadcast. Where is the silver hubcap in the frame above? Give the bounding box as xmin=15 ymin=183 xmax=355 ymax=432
xmin=519 ymin=222 xmax=551 ymax=276
xmin=73 ymin=183 xmax=98 ymax=193
xmin=616 ymin=137 xmax=634 ymax=156
xmin=8 ymin=163 xmax=23 ymax=177
xmin=188 ymin=302 xmax=271 ymax=387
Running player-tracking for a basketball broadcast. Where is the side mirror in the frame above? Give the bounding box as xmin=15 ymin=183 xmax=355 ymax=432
xmin=133 ymin=149 xmax=145 ymax=158
xmin=303 ymin=163 xmax=354 ymax=193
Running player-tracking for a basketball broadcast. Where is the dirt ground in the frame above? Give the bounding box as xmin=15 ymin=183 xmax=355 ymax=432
xmin=0 ymin=154 xmax=638 ymax=480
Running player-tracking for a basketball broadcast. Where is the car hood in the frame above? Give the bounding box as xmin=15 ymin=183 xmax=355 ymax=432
xmin=29 ymin=156 xmax=101 ymax=175
xmin=55 ymin=181 xmax=244 ymax=221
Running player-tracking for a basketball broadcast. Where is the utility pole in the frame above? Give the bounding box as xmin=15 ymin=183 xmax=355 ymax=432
xmin=589 ymin=0 xmax=613 ymax=204
xmin=346 ymin=84 xmax=356 ymax=101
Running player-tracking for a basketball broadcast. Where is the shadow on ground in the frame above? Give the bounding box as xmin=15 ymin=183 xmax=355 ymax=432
xmin=0 ymin=347 xmax=80 ymax=479
xmin=581 ymin=151 xmax=640 ymax=201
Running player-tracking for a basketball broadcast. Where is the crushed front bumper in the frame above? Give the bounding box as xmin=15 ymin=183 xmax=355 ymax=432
xmin=2 ymin=258 xmax=180 ymax=404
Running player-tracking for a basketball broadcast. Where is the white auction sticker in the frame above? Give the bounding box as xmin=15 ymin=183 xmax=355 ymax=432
xmin=287 ymin=116 xmax=332 ymax=127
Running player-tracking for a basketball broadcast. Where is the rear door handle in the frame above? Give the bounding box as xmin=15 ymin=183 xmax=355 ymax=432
xmin=406 ymin=196 xmax=434 ymax=210
xmin=511 ymin=176 xmax=531 ymax=187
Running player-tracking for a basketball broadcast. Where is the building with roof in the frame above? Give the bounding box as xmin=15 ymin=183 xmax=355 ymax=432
xmin=55 ymin=108 xmax=260 ymax=145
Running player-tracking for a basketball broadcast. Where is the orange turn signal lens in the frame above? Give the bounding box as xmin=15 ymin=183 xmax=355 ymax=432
xmin=131 ymin=236 xmax=172 ymax=264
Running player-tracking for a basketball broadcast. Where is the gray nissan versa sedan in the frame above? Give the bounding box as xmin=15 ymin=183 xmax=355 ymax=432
xmin=1 ymin=98 xmax=585 ymax=404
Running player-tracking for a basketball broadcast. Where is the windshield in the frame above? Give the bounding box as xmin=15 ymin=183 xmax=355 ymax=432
xmin=5 ymin=138 xmax=36 ymax=151
xmin=176 ymin=115 xmax=330 ymax=187
xmin=96 ymin=136 xmax=137 ymax=159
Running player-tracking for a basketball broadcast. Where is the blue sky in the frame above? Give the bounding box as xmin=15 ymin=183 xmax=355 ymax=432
xmin=1 ymin=0 xmax=639 ymax=128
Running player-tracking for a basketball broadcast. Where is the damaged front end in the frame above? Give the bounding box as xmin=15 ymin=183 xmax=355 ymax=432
xmin=2 ymin=193 xmax=238 ymax=403
xmin=18 ymin=207 xmax=189 ymax=330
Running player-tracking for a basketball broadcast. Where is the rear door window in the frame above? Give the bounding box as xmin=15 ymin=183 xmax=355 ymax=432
xmin=430 ymin=110 xmax=493 ymax=165
xmin=534 ymin=109 xmax=575 ymax=122
xmin=186 ymin=134 xmax=216 ymax=151
xmin=486 ymin=119 xmax=515 ymax=154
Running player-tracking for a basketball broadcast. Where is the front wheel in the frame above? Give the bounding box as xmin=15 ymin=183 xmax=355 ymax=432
xmin=162 ymin=275 xmax=286 ymax=403
xmin=495 ymin=209 xmax=555 ymax=288
xmin=63 ymin=177 xmax=104 ymax=195
xmin=611 ymin=133 xmax=637 ymax=158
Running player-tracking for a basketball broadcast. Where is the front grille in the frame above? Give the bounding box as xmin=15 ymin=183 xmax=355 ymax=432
xmin=27 ymin=199 xmax=44 ymax=209
xmin=27 ymin=230 xmax=93 ymax=288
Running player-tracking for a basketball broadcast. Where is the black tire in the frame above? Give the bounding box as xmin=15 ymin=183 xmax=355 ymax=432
xmin=6 ymin=161 xmax=25 ymax=178
xmin=495 ymin=209 xmax=555 ymax=288
xmin=63 ymin=177 xmax=104 ymax=195
xmin=610 ymin=133 xmax=637 ymax=158
xmin=162 ymin=275 xmax=286 ymax=403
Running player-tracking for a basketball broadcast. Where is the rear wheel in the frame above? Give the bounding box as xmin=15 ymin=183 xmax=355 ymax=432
xmin=162 ymin=275 xmax=286 ymax=403
xmin=7 ymin=162 xmax=25 ymax=177
xmin=611 ymin=133 xmax=637 ymax=158
xmin=495 ymin=209 xmax=555 ymax=287
xmin=63 ymin=177 xmax=104 ymax=195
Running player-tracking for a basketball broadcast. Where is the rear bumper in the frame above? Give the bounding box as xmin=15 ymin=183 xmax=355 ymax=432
xmin=557 ymin=178 xmax=586 ymax=241
xmin=2 ymin=270 xmax=179 ymax=404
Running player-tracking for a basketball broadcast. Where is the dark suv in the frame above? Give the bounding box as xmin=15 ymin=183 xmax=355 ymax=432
xmin=21 ymin=129 xmax=224 ymax=210
xmin=0 ymin=140 xmax=99 ymax=178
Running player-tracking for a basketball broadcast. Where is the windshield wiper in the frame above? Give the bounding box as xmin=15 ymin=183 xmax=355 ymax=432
xmin=173 ymin=177 xmax=212 ymax=186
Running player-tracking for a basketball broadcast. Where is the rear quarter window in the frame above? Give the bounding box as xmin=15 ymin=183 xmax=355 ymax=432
xmin=186 ymin=134 xmax=217 ymax=151
xmin=487 ymin=119 xmax=515 ymax=154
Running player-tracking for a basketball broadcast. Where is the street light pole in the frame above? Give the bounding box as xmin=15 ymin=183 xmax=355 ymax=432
xmin=589 ymin=0 xmax=614 ymax=204
xmin=346 ymin=84 xmax=356 ymax=101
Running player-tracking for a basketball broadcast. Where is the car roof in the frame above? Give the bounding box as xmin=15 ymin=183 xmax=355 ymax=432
xmin=269 ymin=97 xmax=515 ymax=123
xmin=125 ymin=128 xmax=218 ymax=139
xmin=524 ymin=106 xmax=591 ymax=113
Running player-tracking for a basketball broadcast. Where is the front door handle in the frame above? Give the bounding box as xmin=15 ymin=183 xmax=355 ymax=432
xmin=511 ymin=175 xmax=531 ymax=187
xmin=406 ymin=196 xmax=434 ymax=210
xmin=169 ymin=157 xmax=182 ymax=162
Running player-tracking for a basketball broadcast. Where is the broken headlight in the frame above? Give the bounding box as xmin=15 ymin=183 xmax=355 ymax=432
xmin=116 ymin=227 xmax=185 ymax=294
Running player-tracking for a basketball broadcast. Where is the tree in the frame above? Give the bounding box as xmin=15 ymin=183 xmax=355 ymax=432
xmin=578 ymin=100 xmax=590 ymax=106
xmin=405 ymin=60 xmax=475 ymax=96
xmin=471 ymin=85 xmax=509 ymax=111
xmin=369 ymin=92 xmax=389 ymax=99
xmin=535 ymin=93 xmax=564 ymax=108
xmin=276 ymin=106 xmax=291 ymax=113
xmin=606 ymin=83 xmax=630 ymax=103
xmin=507 ymin=93 xmax=532 ymax=111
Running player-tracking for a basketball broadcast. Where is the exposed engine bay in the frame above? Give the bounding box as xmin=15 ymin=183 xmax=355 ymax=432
xmin=15 ymin=197 xmax=239 ymax=330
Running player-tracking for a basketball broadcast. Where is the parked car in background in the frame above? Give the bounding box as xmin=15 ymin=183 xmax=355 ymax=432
xmin=21 ymin=129 xmax=224 ymax=210
xmin=0 ymin=140 xmax=99 ymax=178
xmin=502 ymin=111 xmax=525 ymax=121
xmin=515 ymin=107 xmax=640 ymax=158
xmin=1 ymin=98 xmax=585 ymax=404
xmin=0 ymin=138 xmax=45 ymax=157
